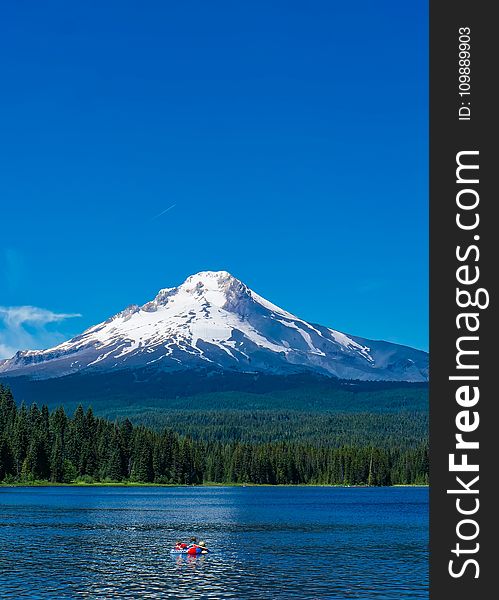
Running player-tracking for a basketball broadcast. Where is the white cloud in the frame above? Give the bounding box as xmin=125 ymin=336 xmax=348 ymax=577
xmin=0 ymin=342 xmax=18 ymax=360
xmin=0 ymin=306 xmax=81 ymax=359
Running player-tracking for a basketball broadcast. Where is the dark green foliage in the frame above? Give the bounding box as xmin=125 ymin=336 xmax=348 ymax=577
xmin=126 ymin=410 xmax=428 ymax=449
xmin=2 ymin=371 xmax=428 ymax=415
xmin=0 ymin=384 xmax=428 ymax=486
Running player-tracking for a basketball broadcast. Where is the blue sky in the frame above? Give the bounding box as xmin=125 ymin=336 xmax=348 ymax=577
xmin=0 ymin=1 xmax=428 ymax=358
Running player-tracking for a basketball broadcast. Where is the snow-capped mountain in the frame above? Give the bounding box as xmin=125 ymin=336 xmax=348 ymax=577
xmin=0 ymin=271 xmax=428 ymax=382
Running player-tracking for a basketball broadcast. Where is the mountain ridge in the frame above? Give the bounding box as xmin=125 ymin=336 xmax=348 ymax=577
xmin=0 ymin=270 xmax=428 ymax=382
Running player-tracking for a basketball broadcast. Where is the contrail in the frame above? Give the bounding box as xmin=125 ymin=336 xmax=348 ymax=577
xmin=151 ymin=204 xmax=177 ymax=220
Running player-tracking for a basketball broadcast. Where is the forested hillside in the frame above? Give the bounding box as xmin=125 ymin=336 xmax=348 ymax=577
xmin=2 ymin=371 xmax=428 ymax=415
xmin=0 ymin=385 xmax=428 ymax=486
xmin=128 ymin=410 xmax=428 ymax=447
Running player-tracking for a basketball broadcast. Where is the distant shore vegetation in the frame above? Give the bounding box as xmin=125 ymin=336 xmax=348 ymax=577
xmin=0 ymin=384 xmax=428 ymax=486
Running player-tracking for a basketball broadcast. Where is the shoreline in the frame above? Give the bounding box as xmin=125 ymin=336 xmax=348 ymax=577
xmin=0 ymin=481 xmax=428 ymax=489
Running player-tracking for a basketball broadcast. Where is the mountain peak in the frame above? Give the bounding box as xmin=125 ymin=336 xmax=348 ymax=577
xmin=150 ymin=270 xmax=248 ymax=311
xmin=181 ymin=270 xmax=241 ymax=290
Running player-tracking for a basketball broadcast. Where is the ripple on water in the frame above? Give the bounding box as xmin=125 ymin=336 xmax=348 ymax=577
xmin=0 ymin=486 xmax=428 ymax=599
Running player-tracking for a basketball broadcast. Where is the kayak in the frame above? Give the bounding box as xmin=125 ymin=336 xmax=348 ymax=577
xmin=170 ymin=548 xmax=208 ymax=555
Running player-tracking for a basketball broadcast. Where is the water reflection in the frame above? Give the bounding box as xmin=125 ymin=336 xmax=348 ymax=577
xmin=0 ymin=486 xmax=428 ymax=599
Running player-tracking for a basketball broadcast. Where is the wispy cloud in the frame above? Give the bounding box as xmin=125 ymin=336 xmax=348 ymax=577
xmin=151 ymin=204 xmax=177 ymax=220
xmin=0 ymin=306 xmax=81 ymax=359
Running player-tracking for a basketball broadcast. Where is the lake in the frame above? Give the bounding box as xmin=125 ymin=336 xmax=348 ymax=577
xmin=0 ymin=486 xmax=428 ymax=599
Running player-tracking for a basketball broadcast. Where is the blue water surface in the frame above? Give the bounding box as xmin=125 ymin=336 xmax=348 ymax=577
xmin=0 ymin=486 xmax=428 ymax=599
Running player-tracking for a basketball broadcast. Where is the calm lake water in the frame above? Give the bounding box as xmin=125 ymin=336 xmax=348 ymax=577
xmin=0 ymin=486 xmax=428 ymax=599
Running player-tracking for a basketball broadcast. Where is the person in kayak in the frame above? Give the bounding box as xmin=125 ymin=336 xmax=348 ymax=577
xmin=187 ymin=537 xmax=199 ymax=555
xmin=174 ymin=540 xmax=187 ymax=550
xmin=187 ymin=538 xmax=208 ymax=555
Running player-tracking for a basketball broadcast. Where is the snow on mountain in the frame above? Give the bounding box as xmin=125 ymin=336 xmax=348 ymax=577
xmin=0 ymin=271 xmax=428 ymax=382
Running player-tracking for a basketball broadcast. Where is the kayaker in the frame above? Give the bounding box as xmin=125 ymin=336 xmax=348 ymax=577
xmin=187 ymin=538 xmax=208 ymax=555
xmin=187 ymin=537 xmax=199 ymax=555
xmin=174 ymin=540 xmax=187 ymax=550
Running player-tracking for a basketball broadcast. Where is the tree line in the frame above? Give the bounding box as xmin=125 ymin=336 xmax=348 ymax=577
xmin=0 ymin=385 xmax=428 ymax=486
xmin=130 ymin=409 xmax=428 ymax=448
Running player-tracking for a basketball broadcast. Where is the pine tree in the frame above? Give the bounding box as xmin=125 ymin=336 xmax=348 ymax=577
xmin=50 ymin=435 xmax=64 ymax=482
xmin=12 ymin=403 xmax=29 ymax=478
